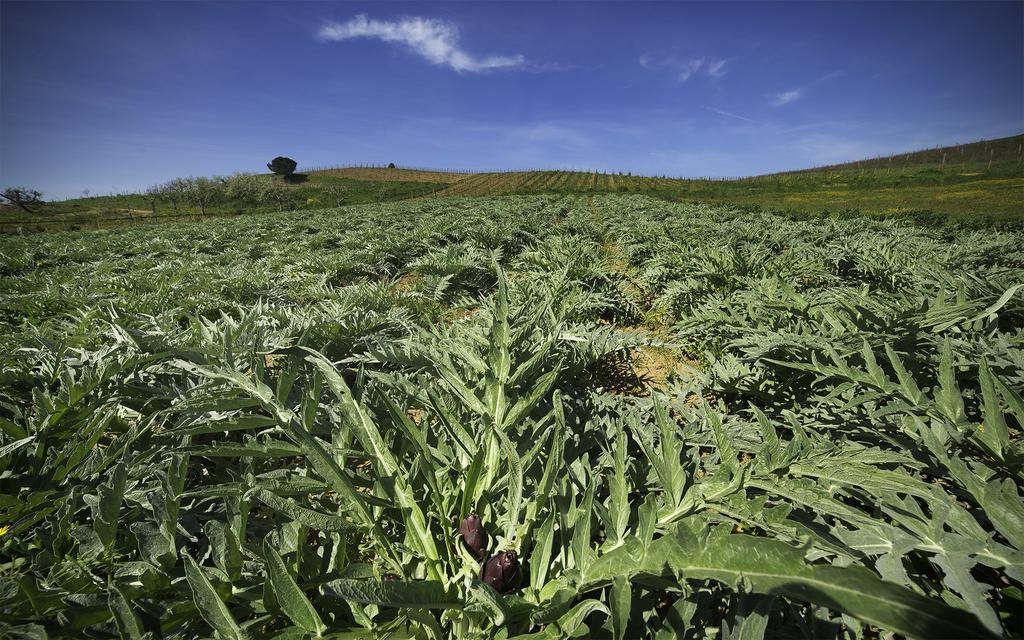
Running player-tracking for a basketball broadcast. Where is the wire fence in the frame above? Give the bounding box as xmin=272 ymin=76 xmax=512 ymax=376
xmin=302 ymin=163 xmax=764 ymax=182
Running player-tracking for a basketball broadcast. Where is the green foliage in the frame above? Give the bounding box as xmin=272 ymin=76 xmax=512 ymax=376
xmin=267 ymin=156 xmax=298 ymax=176
xmin=0 ymin=175 xmax=449 ymax=231
xmin=431 ymin=136 xmax=1024 ymax=220
xmin=0 ymin=194 xmax=1019 ymax=638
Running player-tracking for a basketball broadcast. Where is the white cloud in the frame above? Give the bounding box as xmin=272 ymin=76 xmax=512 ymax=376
xmin=319 ymin=15 xmax=525 ymax=73
xmin=675 ymin=59 xmax=706 ymax=82
xmin=771 ymin=70 xmax=844 ymax=107
xmin=772 ymin=89 xmax=804 ymax=106
xmin=706 ymin=59 xmax=729 ymax=78
xmin=640 ymin=54 xmax=729 ymax=82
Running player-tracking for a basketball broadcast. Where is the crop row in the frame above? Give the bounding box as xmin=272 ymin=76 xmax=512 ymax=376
xmin=0 ymin=195 xmax=1020 ymax=638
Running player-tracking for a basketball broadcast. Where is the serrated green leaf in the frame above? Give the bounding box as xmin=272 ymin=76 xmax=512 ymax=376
xmin=182 ymin=552 xmax=248 ymax=640
xmin=582 ymin=526 xmax=995 ymax=640
xmin=324 ymin=579 xmax=463 ymax=609
xmin=265 ymin=542 xmax=326 ymax=636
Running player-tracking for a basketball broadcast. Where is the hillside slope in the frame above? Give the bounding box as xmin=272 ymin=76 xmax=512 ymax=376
xmin=305 ymin=166 xmax=468 ymax=184
xmin=4 ymin=135 xmax=1021 ymax=233
xmin=783 ymin=133 xmax=1024 ymax=173
xmin=419 ymin=136 xmax=1024 ymax=218
xmin=435 ymin=170 xmax=680 ymax=197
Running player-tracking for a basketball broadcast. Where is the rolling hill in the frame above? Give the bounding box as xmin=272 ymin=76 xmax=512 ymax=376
xmin=3 ymin=134 xmax=1022 ymax=233
xmin=781 ymin=133 xmax=1024 ymax=173
xmin=301 ymin=134 xmax=1024 ymax=219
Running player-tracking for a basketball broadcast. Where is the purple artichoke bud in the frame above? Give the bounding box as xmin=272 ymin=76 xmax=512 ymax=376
xmin=459 ymin=514 xmax=489 ymax=559
xmin=481 ymin=550 xmax=522 ymax=594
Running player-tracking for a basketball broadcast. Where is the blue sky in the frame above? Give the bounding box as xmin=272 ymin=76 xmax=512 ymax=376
xmin=2 ymin=1 xmax=1022 ymax=199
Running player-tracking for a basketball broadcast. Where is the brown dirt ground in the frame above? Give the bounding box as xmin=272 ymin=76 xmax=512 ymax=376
xmin=392 ymin=271 xmax=422 ymax=293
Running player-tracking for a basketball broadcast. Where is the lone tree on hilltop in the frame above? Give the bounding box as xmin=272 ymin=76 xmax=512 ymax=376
xmin=0 ymin=187 xmax=43 ymax=213
xmin=388 ymin=162 xmax=396 ymax=169
xmin=267 ymin=156 xmax=298 ymax=176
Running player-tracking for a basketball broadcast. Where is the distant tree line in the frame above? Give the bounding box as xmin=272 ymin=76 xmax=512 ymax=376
xmin=2 ymin=155 xmax=384 ymax=220
xmin=0 ymin=187 xmax=44 ymax=212
xmin=145 ymin=174 xmax=313 ymax=215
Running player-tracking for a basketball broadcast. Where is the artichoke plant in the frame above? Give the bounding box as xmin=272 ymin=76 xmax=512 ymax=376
xmin=0 ymin=194 xmax=1018 ymax=639
xmin=481 ymin=551 xmax=523 ymax=594
xmin=460 ymin=513 xmax=489 ymax=559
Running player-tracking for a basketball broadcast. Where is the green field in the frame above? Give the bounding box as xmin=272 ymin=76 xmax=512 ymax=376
xmin=4 ymin=135 xmax=1022 ymax=233
xmin=0 ymin=174 xmax=449 ymax=233
xmin=432 ymin=135 xmax=1024 ymax=220
xmin=1 ymin=194 xmax=1021 ymax=638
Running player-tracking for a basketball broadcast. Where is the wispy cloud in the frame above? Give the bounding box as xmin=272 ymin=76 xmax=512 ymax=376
xmin=771 ymin=70 xmax=844 ymax=106
xmin=640 ymin=55 xmax=729 ymax=82
xmin=703 ymin=105 xmax=758 ymax=124
xmin=706 ymin=59 xmax=729 ymax=78
xmin=319 ymin=15 xmax=525 ymax=73
xmin=771 ymin=89 xmax=804 ymax=106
